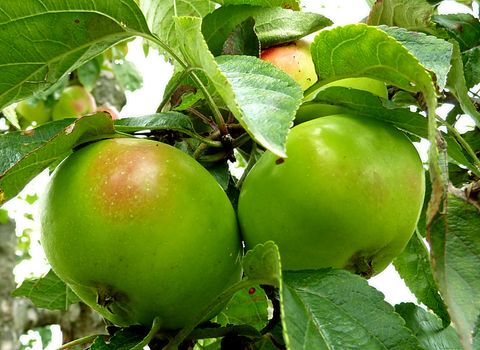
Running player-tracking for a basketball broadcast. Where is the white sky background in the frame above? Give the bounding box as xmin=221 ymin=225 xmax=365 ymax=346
xmin=6 ymin=0 xmax=479 ymax=348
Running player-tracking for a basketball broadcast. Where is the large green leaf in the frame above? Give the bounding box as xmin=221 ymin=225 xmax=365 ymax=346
xmin=393 ymin=232 xmax=450 ymax=325
xmin=282 ymin=269 xmax=423 ymax=349
xmin=367 ymin=0 xmax=435 ymax=31
xmin=0 ymin=113 xmax=117 ymax=204
xmin=216 ymin=55 xmax=302 ymax=157
xmin=396 ymin=303 xmax=463 ymax=350
xmin=310 ymin=24 xmax=436 ymax=97
xmin=429 ymin=192 xmax=480 ymax=350
xmin=202 ymin=5 xmax=332 ymax=55
xmin=213 ymin=0 xmax=300 ymax=10
xmin=140 ymin=0 xmax=216 ymax=56
xmin=0 ymin=0 xmax=150 ymax=109
xmin=175 ymin=16 xmax=302 ymax=157
xmin=12 ymin=269 xmax=80 ymax=310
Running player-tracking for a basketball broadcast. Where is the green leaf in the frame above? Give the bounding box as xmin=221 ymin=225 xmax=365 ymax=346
xmin=305 ymin=87 xmax=429 ymax=137
xmin=89 ymin=326 xmax=148 ymax=350
xmin=310 ymin=24 xmax=436 ymax=98
xmin=24 ymin=193 xmax=39 ymax=205
xmin=0 ymin=208 xmax=9 ymax=224
xmin=217 ymin=55 xmax=302 ymax=157
xmin=243 ymin=241 xmax=282 ymax=288
xmin=0 ymin=113 xmax=117 ymax=205
xmin=12 ymin=269 xmax=80 ymax=310
xmin=205 ymin=162 xmax=230 ymax=191
xmin=112 ymin=60 xmax=143 ymax=92
xmin=114 ymin=112 xmax=197 ymax=132
xmin=202 ymin=6 xmax=332 ymax=56
xmin=462 ymin=128 xmax=480 ymax=155
xmin=77 ymin=56 xmax=103 ymax=92
xmin=0 ymin=0 xmax=151 ymax=110
xmin=140 ymin=0 xmax=216 ymax=57
xmin=462 ymin=47 xmax=480 ymax=88
xmin=253 ymin=9 xmax=331 ymax=48
xmin=393 ymin=231 xmax=450 ymax=325
xmin=213 ymin=0 xmax=300 ymax=10
xmin=447 ymin=40 xmax=480 ymax=128
xmin=174 ymin=16 xmax=302 ymax=157
xmin=396 ymin=303 xmax=463 ymax=350
xmin=432 ymin=13 xmax=480 ymax=52
xmin=282 ymin=269 xmax=423 ymax=350
xmin=429 ymin=192 xmax=480 ymax=350
xmin=217 ymin=286 xmax=269 ymax=331
xmin=380 ymin=26 xmax=453 ymax=90
xmin=367 ymin=0 xmax=435 ymax=31
xmin=221 ymin=17 xmax=260 ymax=56
xmin=114 ymin=112 xmax=218 ymax=146
xmin=2 ymin=105 xmax=21 ymax=131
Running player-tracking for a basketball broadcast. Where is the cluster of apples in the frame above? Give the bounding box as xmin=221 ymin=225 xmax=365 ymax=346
xmin=15 ymin=85 xmax=118 ymax=126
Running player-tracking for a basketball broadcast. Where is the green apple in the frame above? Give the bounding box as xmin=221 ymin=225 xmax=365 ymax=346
xmin=238 ymin=115 xmax=425 ymax=277
xmin=52 ymin=86 xmax=97 ymax=120
xmin=16 ymin=98 xmax=52 ymax=125
xmin=260 ymin=40 xmax=317 ymax=90
xmin=40 ymin=138 xmax=243 ymax=328
xmin=295 ymin=77 xmax=388 ymax=124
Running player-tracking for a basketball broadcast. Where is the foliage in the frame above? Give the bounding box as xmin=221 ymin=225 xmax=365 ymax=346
xmin=0 ymin=0 xmax=479 ymax=349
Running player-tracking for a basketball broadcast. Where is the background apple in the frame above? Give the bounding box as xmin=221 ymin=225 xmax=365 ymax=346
xmin=238 ymin=114 xmax=425 ymax=277
xmin=52 ymin=85 xmax=97 ymax=120
xmin=16 ymin=98 xmax=52 ymax=125
xmin=260 ymin=39 xmax=317 ymax=90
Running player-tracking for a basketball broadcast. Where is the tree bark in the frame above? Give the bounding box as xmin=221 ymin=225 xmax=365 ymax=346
xmin=0 ymin=220 xmax=17 ymax=350
xmin=0 ymin=220 xmax=106 ymax=350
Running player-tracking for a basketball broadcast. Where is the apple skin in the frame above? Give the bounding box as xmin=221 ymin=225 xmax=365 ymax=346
xmin=260 ymin=40 xmax=317 ymax=90
xmin=52 ymin=86 xmax=97 ymax=120
xmin=40 ymin=138 xmax=243 ymax=328
xmin=16 ymin=98 xmax=52 ymax=125
xmin=295 ymin=77 xmax=388 ymax=124
xmin=238 ymin=115 xmax=425 ymax=277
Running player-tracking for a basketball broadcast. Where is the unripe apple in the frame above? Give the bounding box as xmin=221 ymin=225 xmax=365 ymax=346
xmin=16 ymin=98 xmax=52 ymax=125
xmin=238 ymin=114 xmax=425 ymax=277
xmin=41 ymin=138 xmax=243 ymax=328
xmin=52 ymin=86 xmax=97 ymax=120
xmin=260 ymin=40 xmax=317 ymax=90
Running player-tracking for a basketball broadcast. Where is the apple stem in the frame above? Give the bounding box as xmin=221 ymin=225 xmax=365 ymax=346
xmin=57 ymin=334 xmax=105 ymax=349
xmin=236 ymin=143 xmax=259 ymax=188
xmin=141 ymin=33 xmax=231 ymax=143
xmin=131 ymin=317 xmax=163 ymax=350
xmin=439 ymin=119 xmax=480 ymax=173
